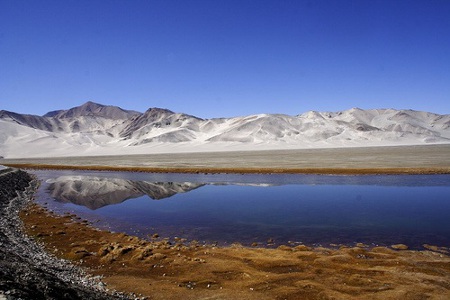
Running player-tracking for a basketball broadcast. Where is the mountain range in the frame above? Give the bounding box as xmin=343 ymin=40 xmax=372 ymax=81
xmin=1 ymin=101 xmax=449 ymax=158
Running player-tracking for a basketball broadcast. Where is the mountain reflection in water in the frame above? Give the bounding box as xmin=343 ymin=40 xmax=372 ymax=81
xmin=44 ymin=173 xmax=450 ymax=211
xmin=46 ymin=176 xmax=204 ymax=209
xmin=35 ymin=171 xmax=450 ymax=248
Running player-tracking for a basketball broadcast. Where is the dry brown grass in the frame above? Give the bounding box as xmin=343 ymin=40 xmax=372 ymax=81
xmin=21 ymin=203 xmax=450 ymax=300
xmin=4 ymin=163 xmax=450 ymax=175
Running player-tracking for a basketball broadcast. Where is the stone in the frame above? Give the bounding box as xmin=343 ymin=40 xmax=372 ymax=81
xmin=152 ymin=253 xmax=167 ymax=260
xmin=391 ymin=244 xmax=408 ymax=250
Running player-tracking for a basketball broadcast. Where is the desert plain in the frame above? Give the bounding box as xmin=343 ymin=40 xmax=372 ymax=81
xmin=3 ymin=144 xmax=450 ymax=174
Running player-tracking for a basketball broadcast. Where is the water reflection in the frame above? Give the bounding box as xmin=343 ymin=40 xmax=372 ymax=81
xmin=45 ymin=173 xmax=450 ymax=210
xmin=47 ymin=176 xmax=204 ymax=209
xmin=34 ymin=170 xmax=450 ymax=249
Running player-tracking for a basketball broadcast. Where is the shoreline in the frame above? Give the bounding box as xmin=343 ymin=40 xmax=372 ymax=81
xmin=3 ymin=163 xmax=450 ymax=175
xmin=0 ymin=168 xmax=128 ymax=299
xmin=20 ymin=202 xmax=450 ymax=299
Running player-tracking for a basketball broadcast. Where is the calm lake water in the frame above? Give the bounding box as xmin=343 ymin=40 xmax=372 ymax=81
xmin=32 ymin=170 xmax=450 ymax=249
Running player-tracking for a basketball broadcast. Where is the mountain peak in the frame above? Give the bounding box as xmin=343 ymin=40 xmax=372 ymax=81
xmin=145 ymin=107 xmax=174 ymax=114
xmin=51 ymin=101 xmax=140 ymax=120
xmin=81 ymin=100 xmax=104 ymax=108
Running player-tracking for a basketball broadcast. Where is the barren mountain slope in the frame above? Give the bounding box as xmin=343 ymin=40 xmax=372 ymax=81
xmin=1 ymin=102 xmax=449 ymax=158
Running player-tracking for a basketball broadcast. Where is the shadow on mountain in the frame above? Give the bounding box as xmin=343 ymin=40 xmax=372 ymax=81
xmin=46 ymin=176 xmax=205 ymax=210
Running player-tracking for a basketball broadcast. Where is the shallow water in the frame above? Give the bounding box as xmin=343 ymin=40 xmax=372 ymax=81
xmin=32 ymin=170 xmax=450 ymax=249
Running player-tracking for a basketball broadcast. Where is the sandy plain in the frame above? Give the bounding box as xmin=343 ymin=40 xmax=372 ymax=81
xmin=4 ymin=144 xmax=450 ymax=299
xmin=3 ymin=144 xmax=450 ymax=174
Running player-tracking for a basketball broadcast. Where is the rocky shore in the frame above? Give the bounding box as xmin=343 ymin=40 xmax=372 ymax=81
xmin=0 ymin=168 xmax=128 ymax=300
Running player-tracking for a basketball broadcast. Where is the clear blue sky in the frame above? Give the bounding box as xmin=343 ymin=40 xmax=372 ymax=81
xmin=1 ymin=0 xmax=449 ymax=118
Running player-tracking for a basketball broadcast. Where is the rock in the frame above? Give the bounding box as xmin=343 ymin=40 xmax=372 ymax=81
xmin=118 ymin=246 xmax=134 ymax=255
xmin=132 ymin=247 xmax=153 ymax=261
xmin=68 ymin=247 xmax=92 ymax=260
xmin=391 ymin=244 xmax=409 ymax=250
xmin=98 ymin=245 xmax=114 ymax=257
xmin=152 ymin=253 xmax=166 ymax=260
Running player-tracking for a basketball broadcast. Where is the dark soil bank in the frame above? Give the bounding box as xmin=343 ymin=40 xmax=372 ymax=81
xmin=0 ymin=168 xmax=128 ymax=300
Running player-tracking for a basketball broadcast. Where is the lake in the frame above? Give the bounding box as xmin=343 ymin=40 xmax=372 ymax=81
xmin=32 ymin=170 xmax=450 ymax=249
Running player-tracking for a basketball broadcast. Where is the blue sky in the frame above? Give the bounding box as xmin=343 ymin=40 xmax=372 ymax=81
xmin=1 ymin=0 xmax=449 ymax=118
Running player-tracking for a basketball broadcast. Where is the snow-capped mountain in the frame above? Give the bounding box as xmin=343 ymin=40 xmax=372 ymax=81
xmin=1 ymin=101 xmax=449 ymax=158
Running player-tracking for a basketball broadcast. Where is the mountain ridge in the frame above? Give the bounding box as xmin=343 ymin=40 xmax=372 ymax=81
xmin=49 ymin=101 xmax=141 ymax=120
xmin=1 ymin=101 xmax=449 ymax=158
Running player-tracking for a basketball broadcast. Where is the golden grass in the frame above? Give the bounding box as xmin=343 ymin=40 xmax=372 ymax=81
xmin=21 ymin=203 xmax=450 ymax=300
